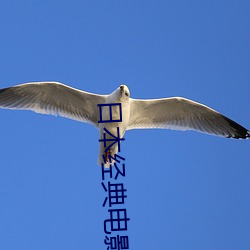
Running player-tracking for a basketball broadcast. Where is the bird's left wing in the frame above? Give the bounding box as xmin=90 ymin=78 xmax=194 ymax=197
xmin=128 ymin=97 xmax=249 ymax=139
xmin=0 ymin=82 xmax=106 ymax=127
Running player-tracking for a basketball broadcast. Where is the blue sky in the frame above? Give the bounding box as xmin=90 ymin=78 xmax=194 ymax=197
xmin=0 ymin=1 xmax=249 ymax=249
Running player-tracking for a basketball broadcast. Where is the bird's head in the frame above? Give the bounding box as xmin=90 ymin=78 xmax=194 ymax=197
xmin=119 ymin=84 xmax=130 ymax=98
xmin=109 ymin=84 xmax=130 ymax=103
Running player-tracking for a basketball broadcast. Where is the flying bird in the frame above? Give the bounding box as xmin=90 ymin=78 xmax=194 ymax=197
xmin=0 ymin=82 xmax=249 ymax=167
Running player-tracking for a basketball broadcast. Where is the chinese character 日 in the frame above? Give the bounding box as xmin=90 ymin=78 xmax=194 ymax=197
xmin=98 ymin=103 xmax=122 ymax=123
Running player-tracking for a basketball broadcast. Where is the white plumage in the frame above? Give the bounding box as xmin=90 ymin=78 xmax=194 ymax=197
xmin=0 ymin=82 xmax=249 ymax=166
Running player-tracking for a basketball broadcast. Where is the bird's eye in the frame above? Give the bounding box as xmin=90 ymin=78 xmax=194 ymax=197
xmin=125 ymin=92 xmax=129 ymax=97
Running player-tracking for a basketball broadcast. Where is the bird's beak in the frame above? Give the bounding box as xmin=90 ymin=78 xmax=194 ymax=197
xmin=120 ymin=85 xmax=125 ymax=93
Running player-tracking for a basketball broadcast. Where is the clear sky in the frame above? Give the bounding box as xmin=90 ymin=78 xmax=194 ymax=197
xmin=0 ymin=1 xmax=249 ymax=249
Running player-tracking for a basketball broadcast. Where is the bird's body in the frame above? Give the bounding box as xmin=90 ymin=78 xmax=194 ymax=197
xmin=0 ymin=82 xmax=249 ymax=167
xmin=97 ymin=87 xmax=131 ymax=165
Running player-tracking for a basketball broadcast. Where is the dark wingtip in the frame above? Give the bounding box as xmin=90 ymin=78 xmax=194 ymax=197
xmin=247 ymin=131 xmax=250 ymax=138
xmin=222 ymin=115 xmax=250 ymax=139
xmin=0 ymin=88 xmax=8 ymax=94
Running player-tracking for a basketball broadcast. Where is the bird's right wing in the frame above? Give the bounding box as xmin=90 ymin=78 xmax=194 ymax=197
xmin=0 ymin=82 xmax=106 ymax=127
xmin=128 ymin=97 xmax=249 ymax=139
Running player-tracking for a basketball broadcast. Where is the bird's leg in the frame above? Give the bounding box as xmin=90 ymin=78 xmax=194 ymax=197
xmin=105 ymin=148 xmax=112 ymax=162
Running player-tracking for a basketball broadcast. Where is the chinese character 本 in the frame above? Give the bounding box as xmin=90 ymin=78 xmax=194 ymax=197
xmin=99 ymin=127 xmax=125 ymax=154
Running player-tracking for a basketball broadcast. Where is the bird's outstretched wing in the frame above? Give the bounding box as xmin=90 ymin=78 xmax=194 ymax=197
xmin=0 ymin=82 xmax=106 ymax=127
xmin=128 ymin=97 xmax=249 ymax=139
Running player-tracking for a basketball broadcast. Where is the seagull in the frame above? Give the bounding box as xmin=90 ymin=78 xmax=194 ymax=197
xmin=0 ymin=82 xmax=249 ymax=167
